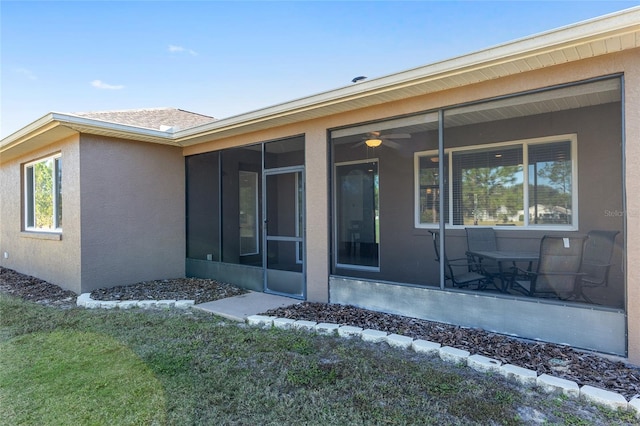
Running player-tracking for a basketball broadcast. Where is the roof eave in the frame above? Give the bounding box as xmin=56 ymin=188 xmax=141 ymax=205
xmin=0 ymin=113 xmax=177 ymax=163
xmin=55 ymin=113 xmax=179 ymax=144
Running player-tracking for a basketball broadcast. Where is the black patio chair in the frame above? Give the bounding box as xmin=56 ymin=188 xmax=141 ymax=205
xmin=429 ymin=230 xmax=491 ymax=290
xmin=465 ymin=227 xmax=501 ymax=279
xmin=511 ymin=235 xmax=586 ymax=299
xmin=574 ymin=230 xmax=620 ymax=304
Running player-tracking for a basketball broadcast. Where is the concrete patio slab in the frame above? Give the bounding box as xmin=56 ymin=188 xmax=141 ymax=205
xmin=194 ymin=291 xmax=299 ymax=321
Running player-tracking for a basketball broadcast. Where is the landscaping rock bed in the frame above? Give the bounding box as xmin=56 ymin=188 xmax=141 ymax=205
xmin=0 ymin=267 xmax=77 ymax=309
xmin=89 ymin=278 xmax=247 ymax=304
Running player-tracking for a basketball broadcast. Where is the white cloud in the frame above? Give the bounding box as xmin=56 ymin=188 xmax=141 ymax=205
xmin=168 ymin=44 xmax=197 ymax=56
xmin=15 ymin=68 xmax=37 ymax=80
xmin=91 ymin=80 xmax=124 ymax=90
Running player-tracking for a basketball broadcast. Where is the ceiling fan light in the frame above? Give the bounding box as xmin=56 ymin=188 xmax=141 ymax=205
xmin=365 ymin=138 xmax=382 ymax=147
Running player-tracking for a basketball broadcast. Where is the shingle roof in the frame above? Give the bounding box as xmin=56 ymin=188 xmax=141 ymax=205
xmin=72 ymin=108 xmax=216 ymax=131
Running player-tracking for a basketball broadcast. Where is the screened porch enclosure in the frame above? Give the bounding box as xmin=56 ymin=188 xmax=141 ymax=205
xmin=185 ymin=136 xmax=306 ymax=298
xmin=330 ymin=77 xmax=624 ymax=311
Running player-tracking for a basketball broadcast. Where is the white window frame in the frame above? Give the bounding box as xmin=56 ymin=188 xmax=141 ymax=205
xmin=24 ymin=153 xmax=62 ymax=233
xmin=414 ymin=134 xmax=578 ymax=230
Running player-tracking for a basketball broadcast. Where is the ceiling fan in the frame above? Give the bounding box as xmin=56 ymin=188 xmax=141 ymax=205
xmin=352 ymin=131 xmax=411 ymax=149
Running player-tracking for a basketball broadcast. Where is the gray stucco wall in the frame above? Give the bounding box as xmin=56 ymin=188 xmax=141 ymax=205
xmin=78 ymin=135 xmax=186 ymax=292
xmin=0 ymin=135 xmax=83 ymax=293
xmin=0 ymin=134 xmax=186 ymax=294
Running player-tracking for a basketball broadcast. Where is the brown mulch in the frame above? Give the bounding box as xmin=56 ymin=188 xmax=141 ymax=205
xmin=1 ymin=266 xmax=639 ymax=400
xmin=89 ymin=278 xmax=247 ymax=304
xmin=0 ymin=267 xmax=78 ymax=309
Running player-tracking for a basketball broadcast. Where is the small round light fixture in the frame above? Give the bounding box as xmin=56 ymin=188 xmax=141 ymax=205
xmin=365 ymin=138 xmax=382 ymax=148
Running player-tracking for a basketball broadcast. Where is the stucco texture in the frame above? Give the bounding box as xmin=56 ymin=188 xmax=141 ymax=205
xmin=78 ymin=135 xmax=185 ymax=292
xmin=0 ymin=135 xmax=82 ymax=292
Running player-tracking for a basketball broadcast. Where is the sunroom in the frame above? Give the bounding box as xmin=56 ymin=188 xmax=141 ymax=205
xmin=329 ymin=75 xmax=625 ymax=356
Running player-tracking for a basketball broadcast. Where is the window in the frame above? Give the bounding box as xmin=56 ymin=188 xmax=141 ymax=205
xmin=528 ymin=142 xmax=573 ymax=225
xmin=417 ymin=154 xmax=449 ymax=225
xmin=24 ymin=154 xmax=62 ymax=232
xmin=453 ymin=145 xmax=523 ymax=226
xmin=239 ymin=170 xmax=259 ymax=255
xmin=415 ymin=135 xmax=576 ymax=229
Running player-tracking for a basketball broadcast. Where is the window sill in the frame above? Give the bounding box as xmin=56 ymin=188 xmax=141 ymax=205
xmin=20 ymin=231 xmax=62 ymax=241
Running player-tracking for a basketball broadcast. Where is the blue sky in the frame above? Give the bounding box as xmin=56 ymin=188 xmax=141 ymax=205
xmin=1 ymin=1 xmax=638 ymax=138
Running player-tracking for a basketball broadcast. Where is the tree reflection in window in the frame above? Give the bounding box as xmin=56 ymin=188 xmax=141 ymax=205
xmin=529 ymin=142 xmax=572 ymax=225
xmin=454 ymin=146 xmax=523 ymax=226
xmin=418 ymin=155 xmax=447 ymax=225
xmin=25 ymin=155 xmax=61 ymax=231
xmin=416 ymin=138 xmax=574 ymax=228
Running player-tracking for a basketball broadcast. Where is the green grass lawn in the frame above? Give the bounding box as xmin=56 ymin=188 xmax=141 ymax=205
xmin=0 ymin=294 xmax=636 ymax=425
xmin=1 ymin=330 xmax=165 ymax=425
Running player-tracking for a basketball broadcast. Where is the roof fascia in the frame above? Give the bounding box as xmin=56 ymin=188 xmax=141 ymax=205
xmin=1 ymin=112 xmax=177 ymax=155
xmin=52 ymin=113 xmax=178 ymax=144
xmin=1 ymin=112 xmax=180 ymax=163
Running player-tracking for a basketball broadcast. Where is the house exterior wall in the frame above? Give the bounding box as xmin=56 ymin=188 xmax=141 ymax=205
xmin=78 ymin=135 xmax=185 ymax=292
xmin=622 ymin=49 xmax=640 ymax=365
xmin=183 ymin=48 xmax=639 ymax=362
xmin=0 ymin=133 xmax=186 ymax=294
xmin=1 ymin=30 xmax=636 ymax=361
xmin=0 ymin=134 xmax=82 ymax=293
xmin=305 ymin=127 xmax=330 ymax=302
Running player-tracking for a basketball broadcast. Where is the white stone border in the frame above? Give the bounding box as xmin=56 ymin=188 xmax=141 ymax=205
xmin=72 ymin=300 xmax=639 ymax=415
xmin=77 ymin=293 xmax=194 ymax=310
xmin=246 ymin=315 xmax=640 ymax=417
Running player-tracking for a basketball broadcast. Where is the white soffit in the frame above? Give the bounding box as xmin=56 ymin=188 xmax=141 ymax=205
xmin=443 ymin=78 xmax=621 ymax=127
xmin=331 ymin=112 xmax=439 ymax=139
xmin=0 ymin=123 xmax=76 ymax=163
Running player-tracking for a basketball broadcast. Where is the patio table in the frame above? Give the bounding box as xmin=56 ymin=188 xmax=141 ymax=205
xmin=465 ymin=250 xmax=539 ymax=293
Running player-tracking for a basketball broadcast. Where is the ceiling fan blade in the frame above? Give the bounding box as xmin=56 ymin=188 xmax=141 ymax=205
xmin=384 ymin=139 xmax=403 ymax=150
xmin=383 ymin=133 xmax=411 ymax=139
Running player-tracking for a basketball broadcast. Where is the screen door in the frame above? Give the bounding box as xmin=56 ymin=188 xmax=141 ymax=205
xmin=263 ymin=168 xmax=305 ymax=298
